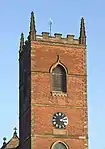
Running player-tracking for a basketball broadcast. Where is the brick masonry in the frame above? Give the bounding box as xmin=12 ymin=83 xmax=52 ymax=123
xmin=19 ymin=16 xmax=88 ymax=149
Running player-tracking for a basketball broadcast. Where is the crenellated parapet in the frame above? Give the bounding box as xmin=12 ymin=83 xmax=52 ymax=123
xmin=35 ymin=32 xmax=79 ymax=45
xmin=19 ymin=12 xmax=87 ymax=54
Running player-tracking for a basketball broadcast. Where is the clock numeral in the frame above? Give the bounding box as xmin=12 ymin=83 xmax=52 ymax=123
xmin=56 ymin=124 xmax=58 ymax=128
xmin=53 ymin=122 xmax=56 ymax=125
xmin=63 ymin=117 xmax=68 ymax=120
xmin=52 ymin=118 xmax=56 ymax=121
xmin=62 ymin=125 xmax=65 ymax=128
xmin=56 ymin=113 xmax=58 ymax=116
xmin=59 ymin=112 xmax=61 ymax=116
xmin=59 ymin=125 xmax=61 ymax=128
xmin=64 ymin=122 xmax=67 ymax=126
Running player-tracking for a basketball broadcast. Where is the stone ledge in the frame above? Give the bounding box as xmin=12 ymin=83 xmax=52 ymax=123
xmin=51 ymin=91 xmax=67 ymax=97
xmin=53 ymin=129 xmax=68 ymax=135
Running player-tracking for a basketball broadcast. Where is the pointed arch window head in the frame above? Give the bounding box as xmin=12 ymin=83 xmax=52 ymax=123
xmin=53 ymin=142 xmax=67 ymax=149
xmin=52 ymin=64 xmax=67 ymax=93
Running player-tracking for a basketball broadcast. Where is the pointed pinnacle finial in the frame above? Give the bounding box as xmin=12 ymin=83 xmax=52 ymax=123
xmin=79 ymin=17 xmax=86 ymax=45
xmin=3 ymin=137 xmax=6 ymax=146
xmin=29 ymin=11 xmax=36 ymax=40
xmin=3 ymin=137 xmax=6 ymax=142
xmin=13 ymin=127 xmax=17 ymax=137
xmin=20 ymin=33 xmax=24 ymax=52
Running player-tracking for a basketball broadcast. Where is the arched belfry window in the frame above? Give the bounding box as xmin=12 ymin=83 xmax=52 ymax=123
xmin=52 ymin=142 xmax=68 ymax=149
xmin=52 ymin=64 xmax=67 ymax=93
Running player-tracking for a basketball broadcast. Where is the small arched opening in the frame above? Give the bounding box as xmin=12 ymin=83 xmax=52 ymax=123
xmin=52 ymin=64 xmax=67 ymax=93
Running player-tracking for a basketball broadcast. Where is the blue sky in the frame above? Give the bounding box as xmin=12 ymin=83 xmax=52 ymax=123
xmin=0 ymin=0 xmax=105 ymax=149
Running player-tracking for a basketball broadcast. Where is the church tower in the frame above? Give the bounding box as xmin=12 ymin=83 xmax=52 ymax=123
xmin=19 ymin=12 xmax=88 ymax=149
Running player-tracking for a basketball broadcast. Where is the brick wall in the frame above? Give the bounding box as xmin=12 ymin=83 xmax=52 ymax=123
xmin=29 ymin=40 xmax=88 ymax=149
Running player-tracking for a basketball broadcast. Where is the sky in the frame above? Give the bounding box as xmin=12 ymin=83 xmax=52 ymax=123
xmin=0 ymin=0 xmax=105 ymax=149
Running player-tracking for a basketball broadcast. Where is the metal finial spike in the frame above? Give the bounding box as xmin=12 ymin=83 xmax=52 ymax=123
xmin=49 ymin=18 xmax=53 ymax=36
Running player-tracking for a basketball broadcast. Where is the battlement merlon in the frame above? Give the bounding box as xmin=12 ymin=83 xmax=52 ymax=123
xmin=19 ymin=12 xmax=87 ymax=53
xmin=28 ymin=11 xmax=86 ymax=46
xmin=35 ymin=32 xmax=79 ymax=45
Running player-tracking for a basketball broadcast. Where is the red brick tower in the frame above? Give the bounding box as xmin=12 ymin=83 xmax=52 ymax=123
xmin=19 ymin=12 xmax=88 ymax=149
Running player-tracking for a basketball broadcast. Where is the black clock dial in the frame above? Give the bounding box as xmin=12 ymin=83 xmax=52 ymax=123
xmin=52 ymin=112 xmax=68 ymax=129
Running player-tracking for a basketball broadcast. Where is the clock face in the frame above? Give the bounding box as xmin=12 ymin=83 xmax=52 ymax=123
xmin=53 ymin=142 xmax=67 ymax=149
xmin=52 ymin=112 xmax=68 ymax=129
